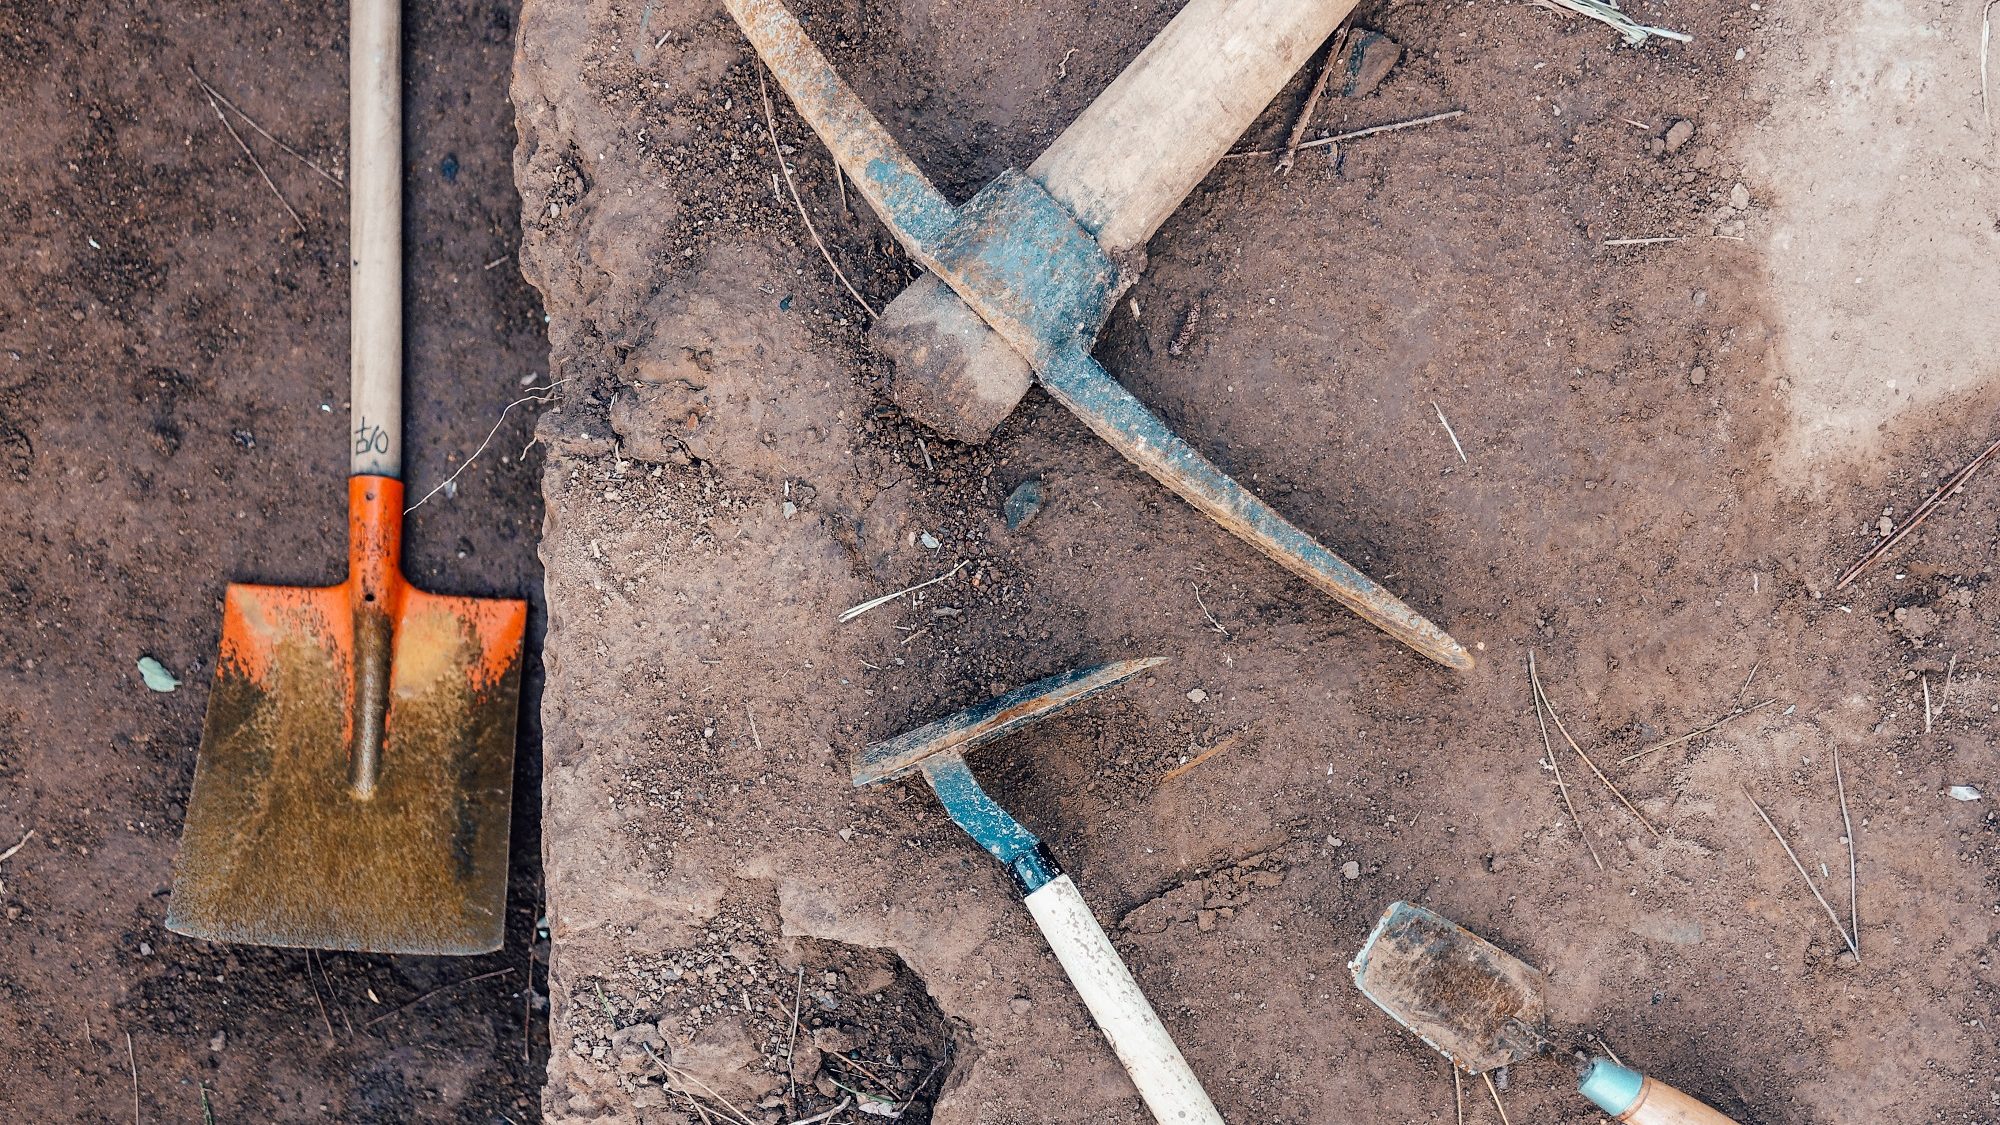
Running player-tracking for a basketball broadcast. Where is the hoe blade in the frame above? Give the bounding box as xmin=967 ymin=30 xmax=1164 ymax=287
xmin=1350 ymin=901 xmax=1549 ymax=1074
xmin=168 ymin=479 xmax=526 ymax=954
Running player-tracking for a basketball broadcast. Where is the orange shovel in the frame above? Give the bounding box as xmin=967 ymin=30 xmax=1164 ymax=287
xmin=166 ymin=0 xmax=527 ymax=954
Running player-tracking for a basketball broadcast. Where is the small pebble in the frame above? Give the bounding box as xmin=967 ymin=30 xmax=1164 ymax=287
xmin=1689 ymin=366 xmax=1707 ymax=385
xmin=1186 ymin=688 xmax=1207 ymax=704
xmin=1002 ymin=479 xmax=1046 ymax=530
xmin=1729 ymin=182 xmax=1750 ymax=210
xmin=1342 ymin=860 xmax=1361 ymax=880
xmin=1664 ymin=119 xmax=1695 ymax=153
xmin=918 ymin=531 xmax=941 ymax=550
xmin=1947 ymin=785 xmax=1983 ymax=802
xmin=1009 ymin=997 xmax=1032 ymax=1014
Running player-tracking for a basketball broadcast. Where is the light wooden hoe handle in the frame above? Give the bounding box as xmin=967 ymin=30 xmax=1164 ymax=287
xmin=1023 ymin=876 xmax=1226 ymax=1124
xmin=350 ymin=0 xmax=402 ymax=477
xmin=1580 ymin=1058 xmax=1740 ymax=1125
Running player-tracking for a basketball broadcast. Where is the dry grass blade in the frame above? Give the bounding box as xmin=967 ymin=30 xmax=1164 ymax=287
xmin=784 ymin=966 xmax=804 ymax=1105
xmin=758 ymin=72 xmax=877 ymax=319
xmin=1529 ymin=0 xmax=1691 ymax=44
xmin=838 ymin=561 xmax=966 ymax=623
xmin=196 ymin=83 xmax=305 ymax=232
xmin=406 ymin=380 xmax=568 ymax=512
xmin=1835 ymin=434 xmax=2000 ymax=590
xmin=1603 ymin=235 xmax=1681 ymax=246
xmin=1191 ymin=583 xmax=1230 ymax=637
xmin=1985 ymin=1 xmax=1998 ymax=137
xmin=1744 ymin=788 xmax=1859 ymax=959
xmin=1433 ymin=401 xmax=1467 ymax=462
xmin=1535 ymin=666 xmax=1661 ymax=837
xmin=303 ymin=951 xmax=336 ymax=1043
xmin=1530 ymin=652 xmax=1603 ymax=871
xmin=1482 ymin=1070 xmax=1514 ymax=1125
xmin=1452 ymin=1063 xmax=1464 ymax=1125
xmin=186 ymin=66 xmax=342 ymax=186
xmin=1833 ymin=747 xmax=1859 ymax=957
xmin=0 ymin=828 xmax=34 ymax=864
xmin=1924 ymin=675 xmax=1934 ymax=733
xmin=646 ymin=1043 xmax=760 ymax=1125
xmin=126 ymin=1031 xmax=140 ymax=1125
xmin=789 ymin=1098 xmax=851 ymax=1125
xmin=1623 ymin=698 xmax=1776 ymax=764
xmin=365 ymin=967 xmax=514 ymax=1027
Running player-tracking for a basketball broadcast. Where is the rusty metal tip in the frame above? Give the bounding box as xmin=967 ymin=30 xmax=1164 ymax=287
xmin=852 ymin=657 xmax=1167 ymax=788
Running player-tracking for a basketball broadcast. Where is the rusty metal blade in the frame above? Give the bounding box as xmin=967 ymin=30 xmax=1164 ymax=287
xmin=1349 ymin=901 xmax=1549 ymax=1074
xmin=167 ymin=582 xmax=525 ymax=954
xmin=855 ymin=658 xmax=1166 ymax=787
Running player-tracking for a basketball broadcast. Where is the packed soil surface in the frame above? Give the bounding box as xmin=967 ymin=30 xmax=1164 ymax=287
xmin=516 ymin=0 xmax=2000 ymax=1123
xmin=0 ymin=1 xmax=552 ymax=1120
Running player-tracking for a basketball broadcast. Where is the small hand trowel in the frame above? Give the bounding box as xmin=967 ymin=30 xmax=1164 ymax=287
xmin=1349 ymin=902 xmax=1739 ymax=1125
xmin=165 ymin=0 xmax=527 ymax=954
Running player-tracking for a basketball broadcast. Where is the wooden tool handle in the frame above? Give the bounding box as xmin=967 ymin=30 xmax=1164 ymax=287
xmin=1030 ymin=0 xmax=1356 ymax=252
xmin=1621 ymin=1077 xmax=1739 ymax=1125
xmin=1023 ymin=876 xmax=1226 ymax=1124
xmin=350 ymin=0 xmax=402 ymax=477
xmin=1581 ymin=1058 xmax=1740 ymax=1125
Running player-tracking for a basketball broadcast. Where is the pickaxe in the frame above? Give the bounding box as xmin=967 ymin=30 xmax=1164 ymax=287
xmin=855 ymin=659 xmax=1224 ymax=1124
xmin=723 ymin=0 xmax=1473 ymax=672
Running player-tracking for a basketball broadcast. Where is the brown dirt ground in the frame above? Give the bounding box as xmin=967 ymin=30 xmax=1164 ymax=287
xmin=516 ymin=0 xmax=2000 ymax=1123
xmin=0 ymin=1 xmax=552 ymax=1120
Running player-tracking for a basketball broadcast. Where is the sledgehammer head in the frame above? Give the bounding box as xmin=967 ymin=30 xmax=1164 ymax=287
xmin=853 ymin=658 xmax=1166 ymax=787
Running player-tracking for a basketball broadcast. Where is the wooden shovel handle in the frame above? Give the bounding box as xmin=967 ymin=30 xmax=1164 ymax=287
xmin=350 ymin=0 xmax=402 ymax=477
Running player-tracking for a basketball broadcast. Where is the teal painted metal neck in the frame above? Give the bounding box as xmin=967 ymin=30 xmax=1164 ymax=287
xmin=919 ymin=754 xmax=1060 ymax=893
xmin=1579 ymin=1058 xmax=1644 ymax=1116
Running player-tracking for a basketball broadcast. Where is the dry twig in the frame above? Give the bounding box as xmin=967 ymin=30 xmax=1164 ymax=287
xmin=1745 ymin=788 xmax=1859 ymax=959
xmin=1452 ymin=1063 xmax=1464 ymax=1125
xmin=1161 ymin=729 xmax=1249 ymax=783
xmin=1835 ymin=435 xmax=2000 ymax=590
xmin=758 ymin=72 xmax=877 ymax=319
xmin=1603 ymin=236 xmax=1681 ymax=246
xmin=0 ymin=828 xmax=34 ymax=864
xmin=1530 ymin=652 xmax=1603 ymax=871
xmin=1942 ymin=653 xmax=1958 ymax=716
xmin=1224 ymin=109 xmax=1466 ymax=159
xmin=1833 ymin=746 xmax=1859 ymax=957
xmin=1278 ymin=28 xmax=1346 ymax=174
xmin=1623 ymin=698 xmax=1776 ymax=764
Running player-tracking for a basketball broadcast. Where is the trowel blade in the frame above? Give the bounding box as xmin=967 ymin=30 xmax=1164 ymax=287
xmin=1349 ymin=901 xmax=1549 ymax=1074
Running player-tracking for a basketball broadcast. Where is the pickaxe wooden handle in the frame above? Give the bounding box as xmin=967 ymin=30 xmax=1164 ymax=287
xmin=726 ymin=0 xmax=1472 ymax=672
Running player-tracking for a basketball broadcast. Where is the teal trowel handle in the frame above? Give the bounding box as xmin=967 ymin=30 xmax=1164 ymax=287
xmin=1580 ymin=1058 xmax=1740 ymax=1124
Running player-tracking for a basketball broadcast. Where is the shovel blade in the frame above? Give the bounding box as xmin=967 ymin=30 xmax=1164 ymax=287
xmin=168 ymin=488 xmax=526 ymax=954
xmin=1349 ymin=901 xmax=1549 ymax=1074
